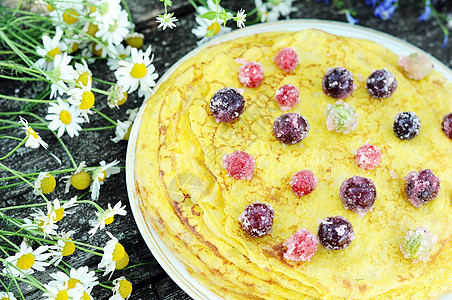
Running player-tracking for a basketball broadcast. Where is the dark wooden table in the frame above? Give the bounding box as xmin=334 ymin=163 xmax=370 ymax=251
xmin=1 ymin=0 xmax=451 ymax=299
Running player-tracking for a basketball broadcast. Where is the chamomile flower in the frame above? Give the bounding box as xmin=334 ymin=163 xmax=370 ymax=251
xmin=46 ymin=97 xmax=85 ymax=138
xmin=67 ymin=78 xmax=95 ymax=122
xmin=49 ymin=231 xmax=76 ymax=266
xmin=90 ymin=160 xmax=121 ymax=200
xmin=234 ymin=9 xmax=247 ymax=28
xmin=107 ymin=44 xmax=132 ymax=71
xmin=96 ymin=9 xmax=131 ymax=46
xmin=47 ymin=52 xmax=77 ymax=98
xmin=98 ymin=232 xmax=129 ymax=278
xmin=3 ymin=241 xmax=51 ymax=278
xmin=34 ymin=172 xmax=56 ymax=195
xmin=114 ymin=45 xmax=158 ymax=98
xmin=107 ymin=84 xmax=129 ymax=108
xmin=90 ymin=0 xmax=121 ymax=27
xmin=254 ymin=0 xmax=296 ymax=22
xmin=111 ymin=276 xmax=133 ymax=299
xmin=47 ymin=197 xmax=78 ymax=223
xmin=111 ymin=108 xmax=138 ymax=142
xmin=74 ymin=59 xmax=93 ymax=87
xmin=18 ymin=116 xmax=48 ymax=149
xmin=89 ymin=201 xmax=127 ymax=236
xmin=49 ymin=266 xmax=98 ymax=293
xmin=111 ymin=120 xmax=132 ymax=143
xmin=27 ymin=210 xmax=58 ymax=237
xmin=156 ymin=13 xmax=178 ymax=30
xmin=42 ymin=282 xmax=84 ymax=300
xmin=0 ymin=292 xmax=17 ymax=300
xmin=36 ymin=27 xmax=67 ymax=71
xmin=125 ymin=32 xmax=144 ymax=49
xmin=64 ymin=161 xmax=92 ymax=192
xmin=192 ymin=0 xmax=232 ymax=44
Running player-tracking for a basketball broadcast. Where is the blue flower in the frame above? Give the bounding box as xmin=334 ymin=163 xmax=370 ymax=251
xmin=345 ymin=10 xmax=359 ymax=25
xmin=316 ymin=0 xmax=330 ymax=3
xmin=441 ymin=34 xmax=449 ymax=48
xmin=374 ymin=0 xmax=398 ymax=20
xmin=365 ymin=0 xmax=379 ymax=7
xmin=418 ymin=0 xmax=432 ymax=21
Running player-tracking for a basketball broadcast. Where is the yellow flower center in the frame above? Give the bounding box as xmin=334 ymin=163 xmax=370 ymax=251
xmin=27 ymin=127 xmax=39 ymax=139
xmin=115 ymin=251 xmax=129 ymax=270
xmin=98 ymin=170 xmax=107 ymax=182
xmin=68 ymin=42 xmax=79 ymax=54
xmin=119 ymin=54 xmax=127 ymax=59
xmin=86 ymin=23 xmax=99 ymax=37
xmin=46 ymin=47 xmax=61 ymax=61
xmin=119 ymin=279 xmax=133 ymax=298
xmin=70 ymin=171 xmax=92 ymax=190
xmin=81 ymin=292 xmax=91 ymax=300
xmin=40 ymin=174 xmax=56 ymax=194
xmin=47 ymin=4 xmax=55 ymax=12
xmin=55 ymin=289 xmax=69 ymax=300
xmin=53 ymin=207 xmax=65 ymax=222
xmin=80 ymin=91 xmax=95 ymax=110
xmin=124 ymin=124 xmax=133 ymax=141
xmin=77 ymin=72 xmax=92 ymax=87
xmin=62 ymin=238 xmax=76 ymax=256
xmin=130 ymin=63 xmax=147 ymax=79
xmin=207 ymin=22 xmax=221 ymax=36
xmin=117 ymin=92 xmax=128 ymax=106
xmin=63 ymin=9 xmax=79 ymax=24
xmin=109 ymin=21 xmax=118 ymax=33
xmin=104 ymin=215 xmax=114 ymax=225
xmin=59 ymin=110 xmax=72 ymax=125
xmin=112 ymin=243 xmax=125 ymax=262
xmin=1 ymin=297 xmax=9 ymax=300
xmin=126 ymin=36 xmax=143 ymax=49
xmin=92 ymin=45 xmax=103 ymax=57
xmin=67 ymin=278 xmax=82 ymax=290
xmin=17 ymin=253 xmax=35 ymax=270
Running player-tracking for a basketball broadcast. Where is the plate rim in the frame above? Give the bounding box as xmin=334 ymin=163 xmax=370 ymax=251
xmin=126 ymin=19 xmax=452 ymax=300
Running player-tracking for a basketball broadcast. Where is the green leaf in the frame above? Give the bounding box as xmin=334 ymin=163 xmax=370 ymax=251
xmin=199 ymin=11 xmax=218 ymax=20
xmin=212 ymin=0 xmax=221 ymax=5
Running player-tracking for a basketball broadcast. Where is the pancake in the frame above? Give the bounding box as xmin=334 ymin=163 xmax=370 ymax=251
xmin=134 ymin=29 xmax=452 ymax=299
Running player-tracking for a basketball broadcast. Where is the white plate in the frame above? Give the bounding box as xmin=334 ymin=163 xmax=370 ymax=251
xmin=126 ymin=20 xmax=452 ymax=300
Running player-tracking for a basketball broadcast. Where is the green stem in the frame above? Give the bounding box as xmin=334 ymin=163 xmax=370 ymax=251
xmin=82 ymin=126 xmax=116 ymax=131
xmin=0 ymin=137 xmax=27 ymax=161
xmin=0 ymin=93 xmax=55 ymax=103
xmin=98 ymin=283 xmax=113 ymax=289
xmin=91 ymin=108 xmax=117 ymax=125
xmin=0 ymin=135 xmax=24 ymax=141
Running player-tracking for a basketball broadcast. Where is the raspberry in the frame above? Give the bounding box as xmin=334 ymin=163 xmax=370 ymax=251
xmin=239 ymin=61 xmax=264 ymax=88
xmin=275 ymin=84 xmax=300 ymax=111
xmin=274 ymin=48 xmax=299 ymax=72
xmin=354 ymin=143 xmax=381 ymax=170
xmin=290 ymin=170 xmax=318 ymax=197
xmin=283 ymin=228 xmax=318 ymax=262
xmin=222 ymin=150 xmax=256 ymax=180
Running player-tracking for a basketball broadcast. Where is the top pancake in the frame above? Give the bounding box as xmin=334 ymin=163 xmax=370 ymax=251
xmin=134 ymin=29 xmax=452 ymax=299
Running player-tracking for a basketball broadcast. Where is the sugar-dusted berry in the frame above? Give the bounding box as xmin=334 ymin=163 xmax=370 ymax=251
xmin=283 ymin=228 xmax=318 ymax=262
xmin=273 ymin=113 xmax=310 ymax=145
xmin=442 ymin=113 xmax=452 ymax=139
xmin=398 ymin=53 xmax=433 ymax=80
xmin=209 ymin=87 xmax=245 ymax=123
xmin=318 ymin=216 xmax=354 ymax=250
xmin=274 ymin=48 xmax=299 ymax=72
xmin=393 ymin=111 xmax=421 ymax=140
xmin=354 ymin=143 xmax=381 ymax=170
xmin=400 ymin=227 xmax=437 ymax=263
xmin=322 ymin=67 xmax=354 ymax=99
xmin=275 ymin=84 xmax=300 ymax=111
xmin=325 ymin=100 xmax=358 ymax=134
xmin=366 ymin=69 xmax=398 ymax=99
xmin=404 ymin=169 xmax=440 ymax=207
xmin=239 ymin=202 xmax=274 ymax=237
xmin=339 ymin=176 xmax=377 ymax=217
xmin=290 ymin=170 xmax=318 ymax=197
xmin=239 ymin=61 xmax=264 ymax=88
xmin=222 ymin=150 xmax=256 ymax=180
